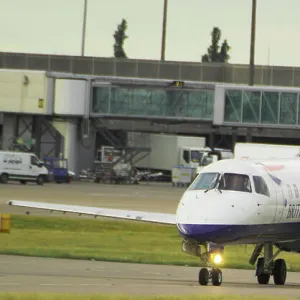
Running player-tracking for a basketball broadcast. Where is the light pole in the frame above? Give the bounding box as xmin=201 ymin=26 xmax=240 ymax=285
xmin=249 ymin=0 xmax=257 ymax=85
xmin=81 ymin=0 xmax=88 ymax=56
xmin=160 ymin=0 xmax=168 ymax=61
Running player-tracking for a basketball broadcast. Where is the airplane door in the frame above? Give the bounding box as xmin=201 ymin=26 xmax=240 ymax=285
xmin=273 ymin=183 xmax=285 ymax=223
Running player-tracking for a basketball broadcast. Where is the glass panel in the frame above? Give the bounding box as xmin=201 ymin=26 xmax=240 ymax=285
xmin=218 ymin=173 xmax=252 ymax=193
xmin=189 ymin=172 xmax=220 ymax=190
xmin=165 ymin=89 xmax=188 ymax=117
xmin=242 ymin=91 xmax=260 ymax=123
xmin=92 ymin=86 xmax=110 ymax=113
xmin=224 ymin=90 xmax=242 ymax=122
xmin=147 ymin=89 xmax=166 ymax=116
xmin=261 ymin=92 xmax=279 ymax=124
xmin=92 ymin=86 xmax=214 ymax=120
xmin=186 ymin=90 xmax=213 ymax=119
xmin=279 ymin=93 xmax=297 ymax=125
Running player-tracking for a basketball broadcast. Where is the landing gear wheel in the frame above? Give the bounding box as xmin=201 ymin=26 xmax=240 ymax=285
xmin=198 ymin=268 xmax=209 ymax=286
xmin=211 ymin=268 xmax=222 ymax=286
xmin=273 ymin=259 xmax=287 ymax=285
xmin=256 ymin=257 xmax=270 ymax=285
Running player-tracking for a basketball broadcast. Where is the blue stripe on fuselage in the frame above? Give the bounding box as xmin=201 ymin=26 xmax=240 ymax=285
xmin=177 ymin=223 xmax=300 ymax=245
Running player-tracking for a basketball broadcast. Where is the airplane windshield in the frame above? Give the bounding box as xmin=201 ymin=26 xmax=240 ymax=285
xmin=189 ymin=172 xmax=220 ymax=190
xmin=218 ymin=173 xmax=252 ymax=193
xmin=189 ymin=172 xmax=252 ymax=193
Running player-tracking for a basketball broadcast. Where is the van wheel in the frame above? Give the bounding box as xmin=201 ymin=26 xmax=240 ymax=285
xmin=0 ymin=173 xmax=8 ymax=184
xmin=20 ymin=180 xmax=27 ymax=185
xmin=36 ymin=175 xmax=44 ymax=186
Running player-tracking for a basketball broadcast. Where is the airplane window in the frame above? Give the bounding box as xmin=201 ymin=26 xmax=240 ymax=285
xmin=293 ymin=184 xmax=299 ymax=198
xmin=189 ymin=172 xmax=220 ymax=190
xmin=253 ymin=176 xmax=270 ymax=197
xmin=218 ymin=173 xmax=252 ymax=193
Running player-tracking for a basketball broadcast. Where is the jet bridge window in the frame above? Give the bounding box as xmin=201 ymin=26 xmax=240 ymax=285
xmin=253 ymin=176 xmax=270 ymax=197
xmin=189 ymin=172 xmax=220 ymax=190
xmin=218 ymin=173 xmax=252 ymax=193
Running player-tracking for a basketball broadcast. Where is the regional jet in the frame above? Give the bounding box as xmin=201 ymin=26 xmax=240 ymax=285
xmin=7 ymin=158 xmax=300 ymax=287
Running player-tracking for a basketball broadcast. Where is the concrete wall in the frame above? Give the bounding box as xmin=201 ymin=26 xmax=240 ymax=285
xmin=0 ymin=69 xmax=49 ymax=114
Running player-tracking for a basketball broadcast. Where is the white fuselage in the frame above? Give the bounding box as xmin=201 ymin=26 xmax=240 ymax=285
xmin=175 ymin=158 xmax=300 ymax=252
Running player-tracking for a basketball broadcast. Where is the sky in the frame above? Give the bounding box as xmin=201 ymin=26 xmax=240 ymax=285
xmin=0 ymin=0 xmax=299 ymax=67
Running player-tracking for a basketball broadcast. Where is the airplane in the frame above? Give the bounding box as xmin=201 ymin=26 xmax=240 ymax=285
xmin=7 ymin=158 xmax=300 ymax=287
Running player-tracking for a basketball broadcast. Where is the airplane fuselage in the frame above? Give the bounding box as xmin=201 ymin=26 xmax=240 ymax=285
xmin=175 ymin=159 xmax=300 ymax=253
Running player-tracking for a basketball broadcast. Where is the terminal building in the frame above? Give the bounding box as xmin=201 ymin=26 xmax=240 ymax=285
xmin=1 ymin=51 xmax=300 ymax=174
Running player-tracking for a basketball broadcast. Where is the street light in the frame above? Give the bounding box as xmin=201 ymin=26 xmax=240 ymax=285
xmin=249 ymin=0 xmax=257 ymax=85
xmin=160 ymin=0 xmax=168 ymax=61
xmin=81 ymin=0 xmax=88 ymax=56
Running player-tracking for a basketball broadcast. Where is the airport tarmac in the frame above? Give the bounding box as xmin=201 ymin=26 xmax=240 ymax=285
xmin=0 ymin=181 xmax=183 ymax=216
xmin=1 ymin=255 xmax=300 ymax=296
xmin=1 ymin=181 xmax=300 ymax=297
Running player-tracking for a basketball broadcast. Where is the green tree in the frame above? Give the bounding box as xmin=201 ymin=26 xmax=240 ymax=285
xmin=113 ymin=19 xmax=128 ymax=58
xmin=201 ymin=27 xmax=231 ymax=63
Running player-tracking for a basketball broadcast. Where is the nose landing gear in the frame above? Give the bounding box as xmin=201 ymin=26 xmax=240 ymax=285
xmin=199 ymin=268 xmax=223 ymax=286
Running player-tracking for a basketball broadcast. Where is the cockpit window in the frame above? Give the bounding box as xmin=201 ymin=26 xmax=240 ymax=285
xmin=189 ymin=172 xmax=220 ymax=190
xmin=253 ymin=176 xmax=270 ymax=197
xmin=218 ymin=173 xmax=252 ymax=193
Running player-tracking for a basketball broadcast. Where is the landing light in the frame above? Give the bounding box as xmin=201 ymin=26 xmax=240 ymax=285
xmin=212 ymin=253 xmax=223 ymax=265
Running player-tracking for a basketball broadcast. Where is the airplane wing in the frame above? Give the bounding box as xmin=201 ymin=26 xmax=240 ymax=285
xmin=7 ymin=200 xmax=177 ymax=225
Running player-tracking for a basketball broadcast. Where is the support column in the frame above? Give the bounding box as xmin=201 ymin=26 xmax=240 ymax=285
xmin=64 ymin=121 xmax=79 ymax=174
xmin=246 ymin=128 xmax=253 ymax=142
xmin=1 ymin=114 xmax=17 ymax=150
xmin=209 ymin=132 xmax=215 ymax=150
xmin=32 ymin=116 xmax=42 ymax=157
xmin=232 ymin=127 xmax=237 ymax=151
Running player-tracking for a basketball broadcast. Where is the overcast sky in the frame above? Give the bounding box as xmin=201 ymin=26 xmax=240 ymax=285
xmin=0 ymin=0 xmax=299 ymax=66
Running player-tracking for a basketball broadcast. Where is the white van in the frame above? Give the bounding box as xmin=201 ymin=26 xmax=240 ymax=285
xmin=0 ymin=151 xmax=49 ymax=185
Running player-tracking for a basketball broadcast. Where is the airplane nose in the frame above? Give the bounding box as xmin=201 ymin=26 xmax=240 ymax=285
xmin=177 ymin=222 xmax=229 ymax=243
xmin=176 ymin=190 xmax=255 ymax=244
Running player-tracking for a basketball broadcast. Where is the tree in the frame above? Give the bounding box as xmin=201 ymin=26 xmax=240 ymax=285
xmin=113 ymin=19 xmax=128 ymax=58
xmin=201 ymin=27 xmax=231 ymax=63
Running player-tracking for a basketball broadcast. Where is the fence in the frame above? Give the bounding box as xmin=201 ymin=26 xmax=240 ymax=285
xmin=0 ymin=51 xmax=299 ymax=87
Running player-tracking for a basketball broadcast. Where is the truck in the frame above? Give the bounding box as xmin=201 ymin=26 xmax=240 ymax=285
xmin=127 ymin=132 xmax=233 ymax=178
xmin=234 ymin=143 xmax=300 ymax=160
xmin=0 ymin=151 xmax=49 ymax=185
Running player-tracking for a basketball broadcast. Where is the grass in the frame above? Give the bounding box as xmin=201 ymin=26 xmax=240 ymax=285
xmin=1 ymin=214 xmax=300 ymax=271
xmin=0 ymin=294 xmax=299 ymax=300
